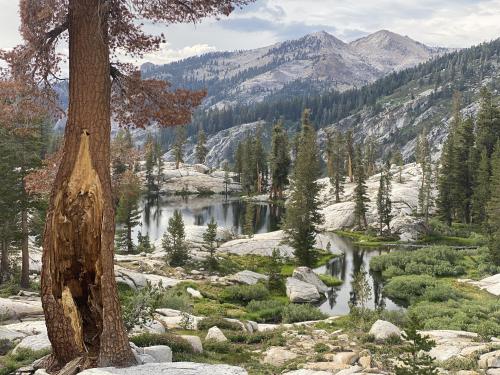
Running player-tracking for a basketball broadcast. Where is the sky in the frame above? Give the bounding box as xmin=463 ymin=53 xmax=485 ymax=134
xmin=1 ymin=0 xmax=500 ymax=66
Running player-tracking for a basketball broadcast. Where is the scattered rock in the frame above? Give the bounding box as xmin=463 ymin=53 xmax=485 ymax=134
xmin=143 ymin=346 xmax=173 ymax=363
xmin=186 ymin=287 xmax=203 ymax=299
xmin=78 ymin=362 xmax=248 ymax=375
xmin=262 ymin=347 xmax=298 ymax=367
xmin=292 ymin=267 xmax=329 ymax=293
xmin=368 ymin=320 xmax=401 ymax=341
xmin=13 ymin=333 xmax=51 ymax=354
xmin=282 ymin=371 xmax=332 ymax=375
xmin=206 ymin=326 xmax=227 ymax=342
xmin=115 ymin=266 xmax=180 ymax=290
xmin=131 ymin=320 xmax=166 ymax=336
xmin=286 ymin=277 xmax=321 ymax=303
xmin=465 ymin=274 xmax=500 ymax=296
xmin=422 ymin=330 xmax=489 ymax=362
xmin=228 ymin=270 xmax=269 ymax=285
xmin=180 ymin=335 xmax=203 ymax=353
xmin=479 ymin=350 xmax=500 ymax=369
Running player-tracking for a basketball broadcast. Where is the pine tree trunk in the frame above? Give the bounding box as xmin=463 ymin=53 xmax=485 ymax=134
xmin=0 ymin=237 xmax=8 ymax=284
xmin=41 ymin=1 xmax=135 ymax=370
xmin=20 ymin=207 xmax=30 ymax=289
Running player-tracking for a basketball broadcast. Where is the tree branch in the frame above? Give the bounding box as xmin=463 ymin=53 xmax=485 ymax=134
xmin=44 ymin=18 xmax=69 ymax=46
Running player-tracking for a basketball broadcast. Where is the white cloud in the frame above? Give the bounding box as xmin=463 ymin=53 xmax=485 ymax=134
xmin=122 ymin=43 xmax=218 ymax=66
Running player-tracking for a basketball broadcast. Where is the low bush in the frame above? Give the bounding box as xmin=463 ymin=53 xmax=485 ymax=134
xmin=0 ymin=348 xmax=51 ymax=375
xmin=281 ymin=304 xmax=327 ymax=324
xmin=370 ymin=246 xmax=466 ymax=278
xmin=314 ymin=343 xmax=329 ymax=353
xmin=130 ymin=333 xmax=193 ymax=353
xmin=383 ymin=275 xmax=462 ymax=304
xmin=219 ymin=283 xmax=270 ymax=304
xmin=245 ymin=299 xmax=286 ymax=323
xmin=409 ymin=299 xmax=500 ymax=338
xmin=203 ymin=340 xmax=233 ymax=353
xmin=198 ymin=317 xmax=243 ymax=331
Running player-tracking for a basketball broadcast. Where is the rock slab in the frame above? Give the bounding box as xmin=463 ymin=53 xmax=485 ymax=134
xmin=78 ymin=362 xmax=248 ymax=375
xmin=286 ymin=277 xmax=321 ymax=303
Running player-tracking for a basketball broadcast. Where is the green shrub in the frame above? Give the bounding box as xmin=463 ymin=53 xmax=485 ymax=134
xmin=383 ymin=275 xmax=461 ymax=304
xmin=0 ymin=348 xmax=51 ymax=375
xmin=220 ymin=283 xmax=270 ymax=304
xmin=130 ymin=333 xmax=193 ymax=353
xmin=120 ymin=283 xmax=166 ymax=331
xmin=370 ymin=246 xmax=466 ymax=278
xmin=281 ymin=304 xmax=327 ymax=323
xmin=0 ymin=339 xmax=14 ymax=356
xmin=245 ymin=299 xmax=286 ymax=323
xmin=198 ymin=317 xmax=243 ymax=331
xmin=203 ymin=340 xmax=233 ymax=353
xmin=314 ymin=343 xmax=329 ymax=353
xmin=409 ymin=299 xmax=500 ymax=338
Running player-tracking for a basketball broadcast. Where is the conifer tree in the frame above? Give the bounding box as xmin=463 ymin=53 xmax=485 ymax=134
xmin=269 ymin=120 xmax=291 ymax=200
xmin=233 ymin=142 xmax=244 ymax=182
xmin=154 ymin=140 xmax=164 ymax=189
xmin=487 ymin=141 xmax=500 ymax=266
xmin=327 ymin=131 xmax=346 ymax=203
xmin=284 ymin=109 xmax=323 ymax=267
xmin=144 ymin=133 xmax=156 ymax=191
xmin=203 ymin=217 xmax=218 ymax=271
xmin=353 ymin=146 xmax=370 ymax=229
xmin=416 ymin=129 xmax=433 ymax=223
xmin=377 ymin=160 xmax=393 ymax=235
xmin=395 ymin=315 xmax=438 ymax=375
xmin=173 ymin=126 xmax=187 ymax=169
xmin=195 ymin=127 xmax=208 ymax=164
xmin=364 ymin=137 xmax=378 ymax=176
xmin=162 ymin=210 xmax=189 ymax=267
xmin=346 ymin=130 xmax=355 ymax=183
xmin=472 ymin=148 xmax=491 ymax=224
xmin=240 ymin=136 xmax=257 ymax=194
xmin=254 ymin=128 xmax=268 ymax=193
xmin=115 ymin=170 xmax=142 ymax=253
xmin=476 ymin=87 xmax=500 ymax=159
xmin=267 ymin=249 xmax=284 ymax=292
xmin=391 ymin=149 xmax=404 ymax=183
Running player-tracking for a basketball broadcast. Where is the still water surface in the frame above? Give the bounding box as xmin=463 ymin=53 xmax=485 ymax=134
xmin=135 ymin=195 xmax=404 ymax=315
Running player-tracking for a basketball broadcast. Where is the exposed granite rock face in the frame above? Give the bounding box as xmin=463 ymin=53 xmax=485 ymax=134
xmin=227 ymin=270 xmax=269 ymax=285
xmin=0 ymin=297 xmax=43 ymax=320
xmin=78 ymin=363 xmax=248 ymax=375
xmin=460 ymin=274 xmax=500 ymax=296
xmin=262 ymin=347 xmax=298 ymax=367
xmin=114 ymin=266 xmax=180 ymax=290
xmin=319 ymin=163 xmax=431 ymax=241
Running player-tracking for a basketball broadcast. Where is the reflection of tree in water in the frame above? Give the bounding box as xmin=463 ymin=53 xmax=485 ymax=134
xmin=327 ymin=253 xmax=346 ymax=280
xmin=327 ymin=287 xmax=339 ymax=309
xmin=349 ymin=248 xmax=367 ymax=308
xmin=143 ymin=193 xmax=161 ymax=232
xmin=243 ymin=203 xmax=255 ymax=236
xmin=372 ymin=271 xmax=387 ymax=310
xmin=269 ymin=204 xmax=284 ymax=231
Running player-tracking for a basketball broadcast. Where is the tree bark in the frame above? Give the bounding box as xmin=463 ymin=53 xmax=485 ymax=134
xmin=41 ymin=1 xmax=135 ymax=370
xmin=20 ymin=207 xmax=30 ymax=289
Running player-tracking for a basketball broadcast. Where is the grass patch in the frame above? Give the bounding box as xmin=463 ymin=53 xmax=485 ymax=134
xmin=219 ymin=283 xmax=270 ymax=304
xmin=130 ymin=332 xmax=193 ymax=354
xmin=0 ymin=348 xmax=51 ymax=375
xmin=197 ymin=317 xmax=243 ymax=331
xmin=318 ymin=274 xmax=342 ymax=287
xmin=281 ymin=304 xmax=328 ymax=323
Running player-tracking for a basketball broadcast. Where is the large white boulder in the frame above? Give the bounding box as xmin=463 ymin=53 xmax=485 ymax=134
xmin=368 ymin=320 xmax=401 ymax=341
xmin=79 ymin=362 xmax=248 ymax=375
xmin=143 ymin=346 xmax=172 ymax=363
xmin=479 ymin=350 xmax=500 ymax=369
xmin=205 ymin=327 xmax=227 ymax=342
xmin=13 ymin=332 xmax=51 ymax=354
xmin=262 ymin=347 xmax=298 ymax=367
xmin=180 ymin=335 xmax=203 ymax=353
xmin=114 ymin=266 xmax=180 ymax=290
xmin=228 ymin=270 xmax=269 ymax=285
xmin=286 ymin=277 xmax=321 ymax=303
xmin=292 ymin=267 xmax=328 ymax=293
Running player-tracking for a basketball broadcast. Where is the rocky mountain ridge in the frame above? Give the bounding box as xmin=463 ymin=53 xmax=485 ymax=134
xmin=142 ymin=30 xmax=448 ymax=108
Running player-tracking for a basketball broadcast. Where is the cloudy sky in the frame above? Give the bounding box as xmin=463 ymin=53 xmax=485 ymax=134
xmin=1 ymin=0 xmax=500 ymax=66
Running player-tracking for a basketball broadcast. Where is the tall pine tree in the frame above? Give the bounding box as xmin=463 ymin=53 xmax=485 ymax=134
xmin=487 ymin=141 xmax=500 ymax=266
xmin=284 ymin=110 xmax=323 ymax=267
xmin=354 ymin=146 xmax=370 ymax=229
xmin=195 ymin=126 xmax=208 ymax=164
xmin=269 ymin=120 xmax=291 ymax=200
